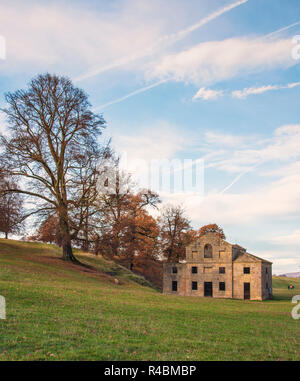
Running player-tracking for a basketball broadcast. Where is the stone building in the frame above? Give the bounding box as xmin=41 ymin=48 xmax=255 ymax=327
xmin=163 ymin=232 xmax=272 ymax=300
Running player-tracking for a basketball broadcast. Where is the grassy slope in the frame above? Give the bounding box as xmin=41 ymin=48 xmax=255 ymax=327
xmin=0 ymin=239 xmax=299 ymax=361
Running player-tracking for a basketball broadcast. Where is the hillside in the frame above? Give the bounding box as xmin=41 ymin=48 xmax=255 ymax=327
xmin=278 ymin=272 xmax=300 ymax=278
xmin=0 ymin=239 xmax=299 ymax=361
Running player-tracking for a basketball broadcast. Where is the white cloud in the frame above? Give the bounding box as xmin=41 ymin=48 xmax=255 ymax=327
xmin=110 ymin=122 xmax=194 ymax=194
xmin=255 ymin=248 xmax=299 ymax=269
xmin=111 ymin=121 xmax=188 ymax=162
xmin=232 ymin=82 xmax=300 ymax=98
xmin=287 ymin=81 xmax=300 ymax=88
xmin=0 ymin=0 xmax=250 ymax=80
xmin=232 ymin=85 xmax=280 ymax=98
xmin=206 ymin=124 xmax=300 ymax=173
xmin=160 ymin=170 xmax=300 ymax=225
xmin=77 ymin=0 xmax=249 ymax=81
xmin=270 ymin=230 xmax=300 ymax=246
xmin=192 ymin=81 xmax=300 ymax=102
xmin=253 ymin=251 xmax=299 ymax=274
xmin=148 ymin=123 xmax=300 ymax=226
xmin=148 ymin=37 xmax=295 ymax=85
xmin=204 ymin=131 xmax=245 ymax=146
xmin=193 ymin=87 xmax=224 ymax=100
xmin=0 ymin=1 xmax=165 ymax=75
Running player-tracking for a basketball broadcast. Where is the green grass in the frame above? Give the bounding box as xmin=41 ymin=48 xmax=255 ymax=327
xmin=0 ymin=239 xmax=299 ymax=361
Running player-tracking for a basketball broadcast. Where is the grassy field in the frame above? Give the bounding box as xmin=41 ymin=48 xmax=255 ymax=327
xmin=0 ymin=239 xmax=299 ymax=361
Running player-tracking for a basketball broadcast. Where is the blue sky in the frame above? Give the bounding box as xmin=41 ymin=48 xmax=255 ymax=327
xmin=1 ymin=0 xmax=300 ymax=273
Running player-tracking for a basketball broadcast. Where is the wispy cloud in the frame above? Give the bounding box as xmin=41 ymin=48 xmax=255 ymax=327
xmin=161 ymin=169 xmax=300 ymax=224
xmin=193 ymin=87 xmax=224 ymax=100
xmin=90 ymin=0 xmax=250 ymax=108
xmin=232 ymin=85 xmax=280 ymax=98
xmin=150 ymin=37 xmax=294 ymax=85
xmin=207 ymin=124 xmax=300 ymax=174
xmin=232 ymin=82 xmax=300 ymax=98
xmin=77 ymin=0 xmax=249 ymax=82
xmin=106 ymin=32 xmax=295 ymax=109
xmin=0 ymin=1 xmax=165 ymax=74
xmin=204 ymin=131 xmax=245 ymax=146
xmin=270 ymin=229 xmax=300 ymax=246
xmin=193 ymin=81 xmax=300 ymax=101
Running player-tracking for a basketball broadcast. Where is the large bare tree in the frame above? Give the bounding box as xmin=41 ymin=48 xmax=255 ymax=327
xmin=0 ymin=73 xmax=106 ymax=262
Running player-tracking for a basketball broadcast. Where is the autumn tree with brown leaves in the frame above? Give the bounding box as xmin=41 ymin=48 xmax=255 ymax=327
xmin=0 ymin=73 xmax=106 ymax=262
xmin=29 ymin=214 xmax=62 ymax=245
xmin=94 ymin=167 xmax=161 ymax=268
xmin=198 ymin=223 xmax=226 ymax=239
xmin=121 ymin=191 xmax=160 ymax=270
xmin=0 ymin=176 xmax=24 ymax=239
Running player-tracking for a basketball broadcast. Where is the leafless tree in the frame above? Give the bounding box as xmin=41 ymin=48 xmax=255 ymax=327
xmin=0 ymin=73 xmax=106 ymax=262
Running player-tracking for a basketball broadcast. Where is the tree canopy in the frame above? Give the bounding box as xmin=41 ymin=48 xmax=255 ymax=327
xmin=0 ymin=73 xmax=107 ymax=262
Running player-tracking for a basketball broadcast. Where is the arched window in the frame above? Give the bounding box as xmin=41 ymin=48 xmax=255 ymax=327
xmin=204 ymin=244 xmax=213 ymax=258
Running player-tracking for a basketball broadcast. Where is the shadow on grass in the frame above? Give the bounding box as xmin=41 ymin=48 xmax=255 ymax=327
xmin=272 ymin=292 xmax=299 ymax=301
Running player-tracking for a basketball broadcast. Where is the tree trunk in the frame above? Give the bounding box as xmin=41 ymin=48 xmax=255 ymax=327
xmin=5 ymin=232 xmax=8 ymax=239
xmin=62 ymin=241 xmax=77 ymax=262
xmin=59 ymin=211 xmax=77 ymax=262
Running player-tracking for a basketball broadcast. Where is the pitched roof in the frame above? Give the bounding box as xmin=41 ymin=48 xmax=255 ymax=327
xmin=234 ymin=251 xmax=272 ymax=264
xmin=232 ymin=244 xmax=246 ymax=250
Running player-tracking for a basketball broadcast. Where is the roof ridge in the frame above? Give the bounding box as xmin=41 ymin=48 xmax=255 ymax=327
xmin=234 ymin=251 xmax=272 ymax=264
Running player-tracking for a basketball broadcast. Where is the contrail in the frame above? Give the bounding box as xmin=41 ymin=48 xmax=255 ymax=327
xmin=220 ymin=162 xmax=261 ymax=194
xmin=220 ymin=169 xmax=251 ymax=194
xmin=76 ymin=0 xmax=249 ymax=82
xmin=93 ymin=79 xmax=168 ymax=111
xmin=265 ymin=20 xmax=300 ymax=39
xmin=163 ymin=0 xmax=248 ymax=43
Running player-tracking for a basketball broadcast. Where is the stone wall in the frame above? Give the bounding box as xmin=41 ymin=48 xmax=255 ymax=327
xmin=261 ymin=263 xmax=273 ymax=300
xmin=163 ymin=263 xmax=187 ymax=296
xmin=163 ymin=233 xmax=272 ymax=301
xmin=233 ymin=262 xmax=262 ymax=300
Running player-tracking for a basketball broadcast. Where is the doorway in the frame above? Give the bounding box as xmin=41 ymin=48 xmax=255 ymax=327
xmin=244 ymin=282 xmax=250 ymax=300
xmin=204 ymin=282 xmax=213 ymax=297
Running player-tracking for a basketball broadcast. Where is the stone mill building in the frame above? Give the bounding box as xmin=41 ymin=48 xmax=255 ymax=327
xmin=163 ymin=232 xmax=272 ymax=300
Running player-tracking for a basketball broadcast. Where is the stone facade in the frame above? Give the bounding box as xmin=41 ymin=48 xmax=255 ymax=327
xmin=163 ymin=232 xmax=272 ymax=301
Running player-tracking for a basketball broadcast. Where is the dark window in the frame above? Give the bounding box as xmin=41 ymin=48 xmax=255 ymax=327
xmin=191 ymin=266 xmax=198 ymax=274
xmin=172 ymin=267 xmax=177 ymax=274
xmin=204 ymin=244 xmax=213 ymax=258
xmin=219 ymin=267 xmax=225 ymax=274
xmin=219 ymin=282 xmax=226 ymax=291
xmin=266 ymin=268 xmax=268 ymax=274
xmin=172 ymin=281 xmax=177 ymax=291
xmin=266 ymin=282 xmax=268 ymax=289
xmin=244 ymin=267 xmax=250 ymax=274
xmin=192 ymin=281 xmax=198 ymax=290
